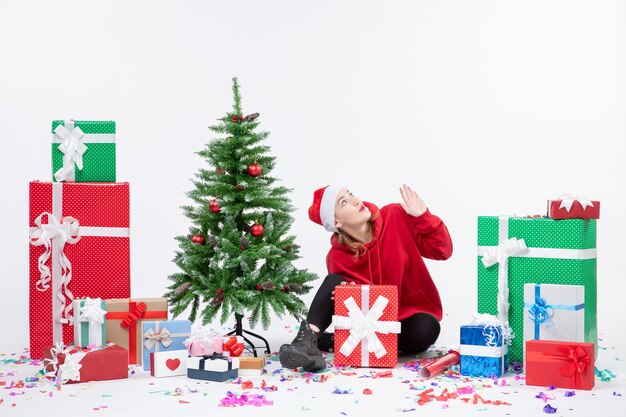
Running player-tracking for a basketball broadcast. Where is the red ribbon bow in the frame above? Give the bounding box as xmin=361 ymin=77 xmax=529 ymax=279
xmin=120 ymin=301 xmax=147 ymax=329
xmin=223 ymin=336 xmax=244 ymax=357
xmin=558 ymin=345 xmax=590 ymax=379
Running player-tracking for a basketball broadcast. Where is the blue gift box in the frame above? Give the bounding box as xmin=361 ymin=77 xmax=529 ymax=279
xmin=187 ymin=354 xmax=239 ymax=382
xmin=460 ymin=324 xmax=508 ymax=377
xmin=141 ymin=320 xmax=191 ymax=371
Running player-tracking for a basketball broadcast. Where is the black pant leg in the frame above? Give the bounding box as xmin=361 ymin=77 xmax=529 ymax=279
xmin=306 ymin=274 xmax=347 ymax=332
xmin=397 ymin=312 xmax=441 ymax=353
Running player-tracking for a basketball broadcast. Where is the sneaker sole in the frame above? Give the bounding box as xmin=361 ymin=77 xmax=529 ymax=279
xmin=279 ymin=349 xmax=326 ymax=372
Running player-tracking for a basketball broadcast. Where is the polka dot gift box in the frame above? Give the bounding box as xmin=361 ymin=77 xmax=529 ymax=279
xmin=29 ymin=181 xmax=131 ymax=359
xmin=51 ymin=120 xmax=116 ymax=183
xmin=477 ymin=215 xmax=597 ymax=364
xmin=332 ymin=285 xmax=401 ymax=368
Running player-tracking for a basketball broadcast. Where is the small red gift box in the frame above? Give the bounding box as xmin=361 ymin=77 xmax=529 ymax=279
xmin=222 ymin=336 xmax=244 ymax=357
xmin=332 ymin=285 xmax=401 ymax=368
xmin=525 ymin=340 xmax=595 ymax=390
xmin=43 ymin=344 xmax=128 ymax=384
xmin=547 ymin=197 xmax=600 ymax=220
xmin=29 ymin=182 xmax=131 ymax=359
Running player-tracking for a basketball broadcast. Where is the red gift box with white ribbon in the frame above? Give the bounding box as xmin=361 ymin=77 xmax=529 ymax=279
xmin=29 ymin=181 xmax=130 ymax=359
xmin=332 ymin=285 xmax=401 ymax=368
xmin=547 ymin=195 xmax=600 ymax=220
xmin=43 ymin=343 xmax=128 ymax=384
xmin=525 ymin=339 xmax=595 ymax=390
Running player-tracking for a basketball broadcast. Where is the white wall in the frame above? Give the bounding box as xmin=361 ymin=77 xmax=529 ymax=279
xmin=1 ymin=0 xmax=624 ymax=351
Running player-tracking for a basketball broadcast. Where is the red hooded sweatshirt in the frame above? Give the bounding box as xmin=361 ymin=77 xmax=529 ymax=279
xmin=326 ymin=201 xmax=452 ymax=321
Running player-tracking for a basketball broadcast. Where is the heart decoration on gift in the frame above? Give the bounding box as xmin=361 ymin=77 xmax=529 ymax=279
xmin=166 ymin=358 xmax=181 ymax=371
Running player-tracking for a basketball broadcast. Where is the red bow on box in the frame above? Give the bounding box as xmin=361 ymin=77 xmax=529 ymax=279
xmin=526 ymin=340 xmax=594 ymax=390
xmin=557 ymin=345 xmax=591 ymax=381
xmin=222 ymin=336 xmax=244 ymax=357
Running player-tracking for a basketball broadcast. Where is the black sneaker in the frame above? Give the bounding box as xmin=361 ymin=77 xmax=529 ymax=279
xmin=279 ymin=320 xmax=326 ymax=372
xmin=317 ymin=331 xmax=335 ymax=352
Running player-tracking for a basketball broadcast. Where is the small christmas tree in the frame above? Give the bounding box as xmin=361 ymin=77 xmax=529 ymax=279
xmin=166 ymin=77 xmax=317 ymax=330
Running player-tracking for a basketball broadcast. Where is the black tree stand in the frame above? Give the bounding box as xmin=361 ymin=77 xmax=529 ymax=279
xmin=225 ymin=313 xmax=271 ymax=357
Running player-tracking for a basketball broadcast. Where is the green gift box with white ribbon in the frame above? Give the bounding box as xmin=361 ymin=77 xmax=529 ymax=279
xmin=477 ymin=216 xmax=597 ymax=363
xmin=73 ymin=298 xmax=107 ymax=348
xmin=51 ymin=120 xmax=116 ymax=182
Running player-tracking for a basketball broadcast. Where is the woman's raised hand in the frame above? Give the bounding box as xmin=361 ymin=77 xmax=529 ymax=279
xmin=399 ymin=184 xmax=427 ymax=217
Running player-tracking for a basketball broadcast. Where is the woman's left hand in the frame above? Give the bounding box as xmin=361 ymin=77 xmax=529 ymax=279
xmin=399 ymin=184 xmax=427 ymax=217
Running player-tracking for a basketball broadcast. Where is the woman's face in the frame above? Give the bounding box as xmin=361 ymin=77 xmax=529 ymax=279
xmin=334 ymin=188 xmax=371 ymax=229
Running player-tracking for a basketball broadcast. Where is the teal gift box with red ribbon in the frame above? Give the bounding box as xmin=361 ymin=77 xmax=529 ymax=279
xmin=523 ymin=283 xmax=585 ymax=361
xmin=526 ymin=339 xmax=595 ymax=390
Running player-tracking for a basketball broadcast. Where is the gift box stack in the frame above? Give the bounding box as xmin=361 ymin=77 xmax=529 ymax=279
xmin=28 ymin=120 xmax=196 ymax=383
xmin=181 ymin=328 xmax=264 ymax=381
xmin=474 ymin=195 xmax=599 ymax=389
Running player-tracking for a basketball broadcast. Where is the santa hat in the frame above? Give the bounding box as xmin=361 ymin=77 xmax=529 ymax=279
xmin=308 ymin=185 xmax=344 ymax=233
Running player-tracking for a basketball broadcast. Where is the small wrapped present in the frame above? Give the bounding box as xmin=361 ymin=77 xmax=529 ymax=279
xmin=184 ymin=327 xmax=223 ymax=357
xmin=547 ymin=195 xmax=600 ymax=220
xmin=150 ymin=349 xmax=188 ymax=378
xmin=332 ymin=285 xmax=401 ymax=368
xmin=105 ymin=298 xmax=168 ymax=364
xmin=142 ymin=320 xmax=191 ymax=371
xmin=460 ymin=315 xmax=509 ymax=377
xmin=51 ymin=119 xmax=116 ymax=182
xmin=43 ymin=343 xmax=128 ymax=384
xmin=29 ymin=181 xmax=130 ymax=359
xmin=73 ymin=298 xmax=107 ymax=348
xmin=238 ymin=357 xmax=265 ymax=376
xmin=523 ymin=283 xmax=584 ymax=360
xmin=187 ymin=353 xmax=239 ymax=382
xmin=222 ymin=336 xmax=245 ymax=357
xmin=526 ymin=340 xmax=594 ymax=390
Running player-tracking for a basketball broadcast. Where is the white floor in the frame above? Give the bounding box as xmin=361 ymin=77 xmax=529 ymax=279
xmin=1 ymin=328 xmax=623 ymax=417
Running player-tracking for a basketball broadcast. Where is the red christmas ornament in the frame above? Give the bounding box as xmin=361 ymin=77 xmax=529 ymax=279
xmin=247 ymin=163 xmax=262 ymax=177
xmin=239 ymin=115 xmax=244 ymax=121
xmin=231 ymin=115 xmax=239 ymax=123
xmin=255 ymin=284 xmax=263 ymax=291
xmin=235 ymin=184 xmax=244 ymax=191
xmin=209 ymin=199 xmax=221 ymax=213
xmin=191 ymin=234 xmax=205 ymax=245
xmin=250 ymin=223 xmax=264 ymax=237
xmin=281 ymin=285 xmax=289 ymax=292
xmin=217 ymin=288 xmax=223 ymax=294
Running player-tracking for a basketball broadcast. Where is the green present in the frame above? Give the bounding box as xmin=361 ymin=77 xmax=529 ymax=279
xmin=52 ymin=120 xmax=116 ymax=182
xmin=477 ymin=216 xmax=597 ymax=363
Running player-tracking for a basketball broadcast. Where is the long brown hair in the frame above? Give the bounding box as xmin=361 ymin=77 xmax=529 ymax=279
xmin=336 ymin=211 xmax=379 ymax=259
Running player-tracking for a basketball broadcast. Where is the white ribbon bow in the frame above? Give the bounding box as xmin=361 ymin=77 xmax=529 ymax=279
xmin=54 ymin=121 xmax=88 ymax=182
xmin=44 ymin=342 xmax=87 ymax=384
xmin=470 ymin=313 xmax=513 ymax=346
xmin=480 ymin=237 xmax=528 ymax=327
xmin=558 ymin=193 xmax=595 ymax=212
xmin=143 ymin=328 xmax=173 ymax=350
xmin=332 ymin=295 xmax=401 ymax=359
xmin=29 ymin=212 xmax=81 ymax=324
xmin=78 ymin=298 xmax=106 ymax=326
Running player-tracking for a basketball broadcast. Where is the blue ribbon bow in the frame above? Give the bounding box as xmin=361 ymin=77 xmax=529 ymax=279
xmin=528 ymin=296 xmax=554 ymax=327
